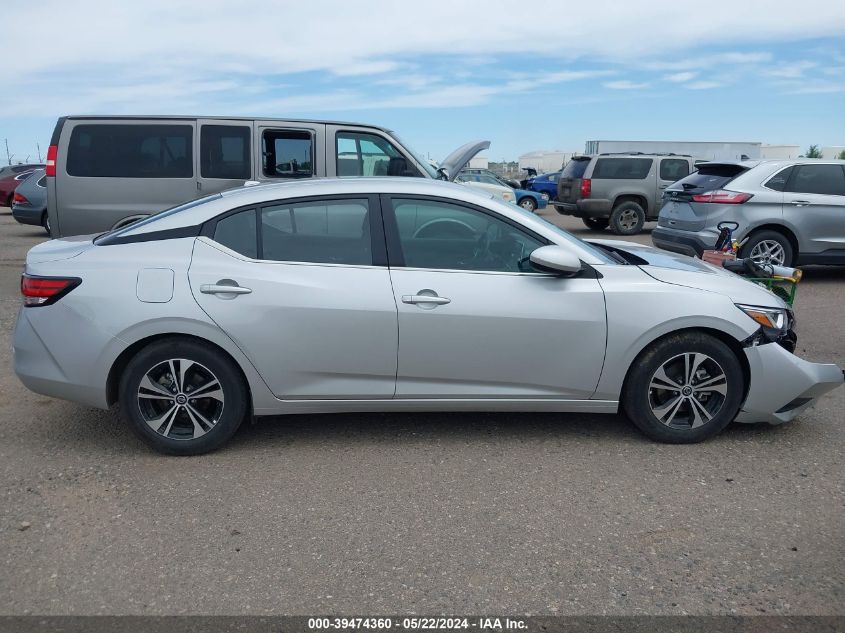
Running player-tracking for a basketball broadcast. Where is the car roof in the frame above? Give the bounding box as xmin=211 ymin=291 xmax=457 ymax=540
xmin=61 ymin=114 xmax=391 ymax=133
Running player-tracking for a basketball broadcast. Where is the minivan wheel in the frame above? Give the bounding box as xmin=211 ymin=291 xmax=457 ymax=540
xmin=582 ymin=217 xmax=609 ymax=231
xmin=609 ymin=202 xmax=646 ymax=235
xmin=622 ymin=332 xmax=744 ymax=444
xmin=739 ymin=230 xmax=794 ymax=267
xmin=519 ymin=197 xmax=537 ymax=212
xmin=119 ymin=338 xmax=248 ymax=455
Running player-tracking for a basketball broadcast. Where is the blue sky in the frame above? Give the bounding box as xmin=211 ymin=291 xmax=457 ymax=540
xmin=2 ymin=0 xmax=844 ymax=163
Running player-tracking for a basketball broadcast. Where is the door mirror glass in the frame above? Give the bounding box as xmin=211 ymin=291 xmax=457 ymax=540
xmin=529 ymin=245 xmax=582 ymax=275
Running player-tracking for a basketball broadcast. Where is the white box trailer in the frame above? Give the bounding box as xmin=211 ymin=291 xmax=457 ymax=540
xmin=584 ymin=140 xmax=761 ymax=161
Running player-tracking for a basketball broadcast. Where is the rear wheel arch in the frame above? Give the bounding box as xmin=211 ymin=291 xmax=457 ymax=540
xmin=107 ymin=333 xmax=252 ymax=409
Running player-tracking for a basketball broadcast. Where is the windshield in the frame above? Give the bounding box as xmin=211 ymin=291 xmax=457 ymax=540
xmin=507 ymin=204 xmax=617 ymax=264
xmin=94 ymin=193 xmax=222 ymax=243
xmin=390 ymin=133 xmax=439 ymax=179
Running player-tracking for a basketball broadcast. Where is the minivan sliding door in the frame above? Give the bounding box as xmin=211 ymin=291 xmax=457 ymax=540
xmin=255 ymin=122 xmax=326 ymax=181
xmin=196 ymin=119 xmax=254 ymax=195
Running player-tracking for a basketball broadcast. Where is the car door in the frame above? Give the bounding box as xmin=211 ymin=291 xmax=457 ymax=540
xmin=382 ymin=195 xmax=607 ymax=399
xmin=196 ymin=119 xmax=254 ymax=196
xmin=189 ymin=194 xmax=398 ymax=399
xmin=782 ymin=163 xmax=845 ymax=256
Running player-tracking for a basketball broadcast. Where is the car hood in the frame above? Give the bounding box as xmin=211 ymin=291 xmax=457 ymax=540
xmin=589 ymin=239 xmax=788 ymax=308
xmin=439 ymin=141 xmax=490 ymax=181
xmin=26 ymin=234 xmax=95 ymax=264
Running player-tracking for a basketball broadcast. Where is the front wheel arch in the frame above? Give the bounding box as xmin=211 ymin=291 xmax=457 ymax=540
xmin=619 ymin=326 xmax=750 ymax=414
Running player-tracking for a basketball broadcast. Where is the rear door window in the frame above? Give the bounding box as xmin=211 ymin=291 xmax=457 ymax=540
xmin=786 ymin=164 xmax=845 ymax=196
xmin=262 ymin=130 xmax=314 ymax=178
xmin=200 ymin=125 xmax=251 ymax=179
xmin=592 ymin=158 xmax=653 ymax=180
xmin=66 ymin=124 xmax=193 ymax=178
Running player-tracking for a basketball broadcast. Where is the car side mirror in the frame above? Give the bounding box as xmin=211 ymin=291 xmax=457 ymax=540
xmin=529 ymin=245 xmax=582 ymax=276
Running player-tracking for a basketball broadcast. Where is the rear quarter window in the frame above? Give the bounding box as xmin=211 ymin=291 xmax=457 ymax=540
xmin=66 ymin=124 xmax=194 ymax=178
xmin=592 ymin=158 xmax=653 ymax=180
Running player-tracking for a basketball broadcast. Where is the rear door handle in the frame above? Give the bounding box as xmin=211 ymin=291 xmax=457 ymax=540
xmin=790 ymin=200 xmax=812 ymax=206
xmin=402 ymin=294 xmax=450 ymax=305
xmin=200 ymin=284 xmax=252 ymax=295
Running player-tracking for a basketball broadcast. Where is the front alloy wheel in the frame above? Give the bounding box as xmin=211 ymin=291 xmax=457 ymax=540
xmin=647 ymin=353 xmax=727 ymax=429
xmin=519 ymin=197 xmax=537 ymax=212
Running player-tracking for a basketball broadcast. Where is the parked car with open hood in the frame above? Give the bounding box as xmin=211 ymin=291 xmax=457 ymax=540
xmin=11 ymin=169 xmax=49 ymax=233
xmin=459 ymin=170 xmax=547 ymax=211
xmin=44 ymin=115 xmax=489 ymax=237
xmin=653 ymin=159 xmax=845 ymax=266
xmin=14 ymin=177 xmax=842 ymax=454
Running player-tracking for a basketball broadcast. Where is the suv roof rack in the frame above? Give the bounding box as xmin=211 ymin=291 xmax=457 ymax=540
xmin=597 ymin=152 xmax=692 ymax=157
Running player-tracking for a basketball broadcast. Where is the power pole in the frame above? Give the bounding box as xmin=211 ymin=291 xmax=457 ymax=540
xmin=4 ymin=139 xmax=12 ymax=166
xmin=37 ymin=143 xmax=43 ymax=163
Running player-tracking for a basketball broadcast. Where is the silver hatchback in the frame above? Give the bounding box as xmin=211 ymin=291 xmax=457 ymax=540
xmin=653 ymin=159 xmax=845 ymax=266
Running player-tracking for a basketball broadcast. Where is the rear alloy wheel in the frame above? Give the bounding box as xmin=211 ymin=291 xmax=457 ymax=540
xmin=519 ymin=197 xmax=537 ymax=212
xmin=119 ymin=338 xmax=248 ymax=455
xmin=623 ymin=332 xmax=744 ymax=443
xmin=582 ymin=217 xmax=609 ymax=231
xmin=609 ymin=201 xmax=646 ymax=235
xmin=740 ymin=230 xmax=794 ymax=267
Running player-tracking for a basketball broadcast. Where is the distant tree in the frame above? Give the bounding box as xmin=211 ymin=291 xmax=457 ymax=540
xmin=838 ymin=150 xmax=845 ymax=160
xmin=805 ymin=144 xmax=823 ymax=158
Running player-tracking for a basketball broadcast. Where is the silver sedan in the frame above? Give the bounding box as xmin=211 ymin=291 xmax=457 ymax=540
xmin=13 ymin=178 xmax=844 ymax=454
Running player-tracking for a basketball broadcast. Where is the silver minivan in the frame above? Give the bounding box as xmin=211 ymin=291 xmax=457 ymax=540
xmin=45 ymin=116 xmax=488 ymax=237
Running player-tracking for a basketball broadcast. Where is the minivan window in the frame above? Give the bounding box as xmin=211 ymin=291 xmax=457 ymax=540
xmin=67 ymin=124 xmax=193 ymax=178
xmin=200 ymin=125 xmax=251 ymax=179
xmin=336 ymin=132 xmax=421 ymax=177
xmin=592 ymin=158 xmax=653 ymax=180
xmin=659 ymin=158 xmax=690 ymax=182
xmin=262 ymin=130 xmax=313 ymax=178
xmin=561 ymin=159 xmax=590 ymax=179
xmin=261 ymin=199 xmax=372 ymax=265
xmin=786 ymin=164 xmax=845 ymax=196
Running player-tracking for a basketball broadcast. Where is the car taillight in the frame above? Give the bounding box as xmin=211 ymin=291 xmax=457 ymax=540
xmin=45 ymin=145 xmax=58 ymax=177
xmin=20 ymin=275 xmax=80 ymax=306
xmin=691 ymin=189 xmax=753 ymax=204
xmin=13 ymin=192 xmax=28 ymax=204
xmin=580 ymin=178 xmax=591 ymax=198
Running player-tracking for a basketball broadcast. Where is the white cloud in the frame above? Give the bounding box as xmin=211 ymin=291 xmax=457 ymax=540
xmin=664 ymin=72 xmax=698 ymax=83
xmin=604 ymin=80 xmax=649 ymax=90
xmin=685 ymin=81 xmax=724 ymax=90
xmin=763 ymin=60 xmax=818 ymax=78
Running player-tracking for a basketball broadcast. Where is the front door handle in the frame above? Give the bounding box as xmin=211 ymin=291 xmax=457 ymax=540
xmin=402 ymin=294 xmax=451 ymax=305
xmin=790 ymin=200 xmax=812 ymax=206
xmin=200 ymin=284 xmax=252 ymax=295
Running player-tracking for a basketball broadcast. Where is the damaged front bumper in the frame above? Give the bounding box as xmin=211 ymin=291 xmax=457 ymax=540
xmin=735 ymin=342 xmax=844 ymax=425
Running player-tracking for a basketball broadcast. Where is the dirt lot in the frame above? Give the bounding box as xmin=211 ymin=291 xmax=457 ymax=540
xmin=0 ymin=207 xmax=843 ymax=616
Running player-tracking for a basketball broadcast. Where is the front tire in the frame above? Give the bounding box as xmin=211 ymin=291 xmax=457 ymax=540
xmin=622 ymin=332 xmax=744 ymax=444
xmin=609 ymin=201 xmax=645 ymax=235
xmin=119 ymin=338 xmax=248 ymax=455
xmin=582 ymin=217 xmax=609 ymax=231
xmin=519 ymin=197 xmax=537 ymax=212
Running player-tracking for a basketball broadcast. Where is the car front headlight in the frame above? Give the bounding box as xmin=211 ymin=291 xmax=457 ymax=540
xmin=502 ymin=191 xmax=515 ymax=202
xmin=735 ymin=304 xmax=787 ymax=330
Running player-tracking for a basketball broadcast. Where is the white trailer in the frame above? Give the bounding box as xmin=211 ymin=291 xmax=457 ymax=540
xmin=584 ymin=140 xmax=762 ymax=161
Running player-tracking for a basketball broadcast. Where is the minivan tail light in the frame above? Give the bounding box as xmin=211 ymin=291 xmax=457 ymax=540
xmin=45 ymin=145 xmax=58 ymax=177
xmin=691 ymin=189 xmax=753 ymax=204
xmin=13 ymin=192 xmax=28 ymax=205
xmin=20 ymin=275 xmax=81 ymax=306
xmin=580 ymin=178 xmax=592 ymax=198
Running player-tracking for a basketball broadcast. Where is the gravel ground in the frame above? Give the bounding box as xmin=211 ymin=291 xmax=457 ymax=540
xmin=0 ymin=206 xmax=843 ymax=616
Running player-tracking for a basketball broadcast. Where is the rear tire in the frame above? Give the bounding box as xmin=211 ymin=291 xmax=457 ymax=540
xmin=119 ymin=338 xmax=248 ymax=455
xmin=582 ymin=217 xmax=609 ymax=231
xmin=609 ymin=201 xmax=646 ymax=235
xmin=622 ymin=332 xmax=744 ymax=444
xmin=41 ymin=212 xmax=51 ymax=236
xmin=739 ymin=230 xmax=794 ymax=267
